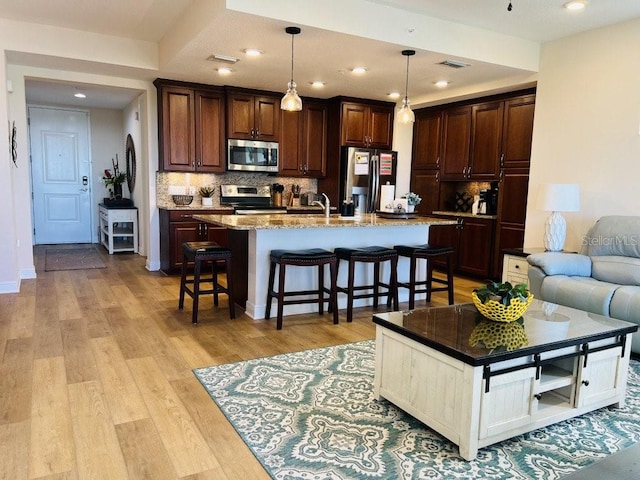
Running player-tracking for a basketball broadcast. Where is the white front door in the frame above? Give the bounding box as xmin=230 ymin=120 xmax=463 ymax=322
xmin=29 ymin=107 xmax=92 ymax=244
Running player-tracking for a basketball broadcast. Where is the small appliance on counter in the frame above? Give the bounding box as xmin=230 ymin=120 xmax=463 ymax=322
xmin=479 ymin=183 xmax=499 ymax=215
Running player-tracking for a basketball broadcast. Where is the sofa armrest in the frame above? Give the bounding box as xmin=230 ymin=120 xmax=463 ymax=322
xmin=527 ymin=252 xmax=592 ymax=277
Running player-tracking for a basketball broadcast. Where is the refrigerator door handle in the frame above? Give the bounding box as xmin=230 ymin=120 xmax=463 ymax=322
xmin=370 ymin=155 xmax=379 ymax=213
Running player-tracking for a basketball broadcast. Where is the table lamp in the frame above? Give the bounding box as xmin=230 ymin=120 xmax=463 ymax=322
xmin=536 ymin=183 xmax=580 ymax=251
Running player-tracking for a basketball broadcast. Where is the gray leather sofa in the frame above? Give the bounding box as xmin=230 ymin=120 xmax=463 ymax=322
xmin=528 ymin=216 xmax=640 ymax=354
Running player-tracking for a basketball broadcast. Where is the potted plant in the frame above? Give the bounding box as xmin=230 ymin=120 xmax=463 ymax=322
xmin=472 ymin=281 xmax=533 ymax=322
xmin=199 ymin=186 xmax=215 ymax=206
xmin=402 ymin=192 xmax=421 ymax=212
xmin=103 ymin=155 xmax=126 ymax=199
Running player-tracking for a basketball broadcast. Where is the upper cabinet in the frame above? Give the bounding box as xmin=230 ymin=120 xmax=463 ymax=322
xmin=279 ymin=99 xmax=328 ymax=177
xmin=412 ymin=109 xmax=442 ymax=170
xmin=469 ymin=100 xmax=504 ymax=180
xmin=501 ymin=94 xmax=536 ymax=169
xmin=340 ymin=101 xmax=394 ymax=149
xmin=155 ymin=79 xmax=226 ymax=172
xmin=226 ymin=89 xmax=280 ymax=141
xmin=440 ymin=106 xmax=472 ymax=179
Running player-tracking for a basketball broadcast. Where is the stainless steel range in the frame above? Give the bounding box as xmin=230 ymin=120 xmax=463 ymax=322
xmin=220 ymin=184 xmax=287 ymax=215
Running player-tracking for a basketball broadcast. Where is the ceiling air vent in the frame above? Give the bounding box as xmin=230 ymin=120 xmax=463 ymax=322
xmin=439 ymin=60 xmax=470 ymax=69
xmin=206 ymin=54 xmax=239 ymax=64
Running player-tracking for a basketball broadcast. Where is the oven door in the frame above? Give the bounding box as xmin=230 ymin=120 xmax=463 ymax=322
xmin=227 ymin=139 xmax=279 ymax=172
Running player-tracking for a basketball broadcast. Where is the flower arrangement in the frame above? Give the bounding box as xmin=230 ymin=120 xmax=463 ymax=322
xmin=102 ymin=155 xmax=126 ymax=198
xmin=403 ymin=192 xmax=422 ymax=206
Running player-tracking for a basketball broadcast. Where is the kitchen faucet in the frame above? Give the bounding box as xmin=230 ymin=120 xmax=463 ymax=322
xmin=312 ymin=193 xmax=331 ymax=217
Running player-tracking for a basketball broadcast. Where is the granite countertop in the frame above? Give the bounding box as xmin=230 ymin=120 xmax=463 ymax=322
xmin=193 ymin=213 xmax=458 ymax=230
xmin=432 ymin=210 xmax=498 ymax=220
xmin=157 ymin=204 xmax=328 ymax=212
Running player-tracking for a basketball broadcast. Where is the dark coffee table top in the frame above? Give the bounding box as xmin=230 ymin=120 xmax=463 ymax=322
xmin=373 ymin=300 xmax=638 ymax=366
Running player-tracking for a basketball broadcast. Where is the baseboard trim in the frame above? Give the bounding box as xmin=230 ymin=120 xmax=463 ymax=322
xmin=20 ymin=267 xmax=37 ymax=279
xmin=0 ymin=280 xmax=20 ymax=294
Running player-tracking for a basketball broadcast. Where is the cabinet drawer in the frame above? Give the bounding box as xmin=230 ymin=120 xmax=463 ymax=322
xmin=506 ymin=256 xmax=529 ymax=275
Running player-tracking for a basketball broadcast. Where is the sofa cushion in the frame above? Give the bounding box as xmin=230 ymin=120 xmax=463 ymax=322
xmin=527 ymin=252 xmax=591 ymax=277
xmin=610 ymin=286 xmax=640 ymax=354
xmin=539 ymin=276 xmax=617 ymax=317
xmin=591 ymin=255 xmax=640 ymax=286
xmin=582 ymin=216 xmax=640 ymax=258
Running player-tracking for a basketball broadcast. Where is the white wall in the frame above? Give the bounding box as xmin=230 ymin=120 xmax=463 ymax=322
xmin=524 ymin=18 xmax=640 ymax=251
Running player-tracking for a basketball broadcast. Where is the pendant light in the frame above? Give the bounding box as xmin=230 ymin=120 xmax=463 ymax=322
xmin=398 ymin=49 xmax=416 ymax=124
xmin=281 ymin=26 xmax=302 ymax=111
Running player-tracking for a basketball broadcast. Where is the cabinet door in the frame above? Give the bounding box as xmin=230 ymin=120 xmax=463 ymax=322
xmin=203 ymin=224 xmax=228 ymax=246
xmin=227 ymin=93 xmax=255 ymax=139
xmin=441 ymin=106 xmax=471 ymax=179
xmin=368 ymin=105 xmax=393 ymax=149
xmin=169 ymin=222 xmax=201 ymax=271
xmin=428 ymin=220 xmax=459 ymax=270
xmin=254 ymin=96 xmax=280 ymax=141
xmin=458 ymin=217 xmax=494 ymax=277
xmin=411 ymin=171 xmax=440 ymax=215
xmin=501 ymin=95 xmax=535 ymax=169
xmin=279 ymin=109 xmax=303 ymax=176
xmin=413 ymin=110 xmax=442 ymax=170
xmin=479 ymin=368 xmax=536 ymax=439
xmin=469 ymin=101 xmax=503 ymax=180
xmin=575 ymin=347 xmax=623 ymax=408
xmin=341 ymin=102 xmax=368 ymax=146
xmin=195 ymin=90 xmax=226 ymax=173
xmin=159 ymin=86 xmax=195 ymax=171
xmin=302 ymin=101 xmax=328 ymax=177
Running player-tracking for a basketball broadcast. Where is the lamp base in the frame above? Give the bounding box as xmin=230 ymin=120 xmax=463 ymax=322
xmin=543 ymin=211 xmax=566 ymax=252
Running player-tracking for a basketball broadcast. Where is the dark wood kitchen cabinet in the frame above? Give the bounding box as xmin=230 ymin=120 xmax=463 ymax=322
xmin=500 ymin=94 xmax=536 ymax=169
xmin=159 ymin=209 xmax=229 ymax=274
xmin=410 ymin=109 xmax=443 ymax=214
xmin=440 ymin=106 xmax=472 ymax=180
xmin=226 ymin=88 xmax=280 ymax=141
xmin=429 ymin=214 xmax=495 ymax=278
xmin=340 ymin=101 xmax=394 ymax=149
xmin=279 ymin=99 xmax=328 ymax=177
xmin=154 ymin=79 xmax=226 ymax=173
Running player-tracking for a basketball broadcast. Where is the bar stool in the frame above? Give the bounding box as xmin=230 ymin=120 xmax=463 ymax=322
xmin=393 ymin=244 xmax=455 ymax=309
xmin=179 ymin=241 xmax=235 ymax=324
xmin=265 ymin=248 xmax=338 ymax=330
xmin=334 ymin=246 xmax=399 ymax=323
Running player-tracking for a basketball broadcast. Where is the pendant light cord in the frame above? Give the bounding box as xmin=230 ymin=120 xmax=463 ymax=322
xmin=404 ymin=54 xmax=410 ymax=102
xmin=290 ymin=33 xmax=295 ymax=84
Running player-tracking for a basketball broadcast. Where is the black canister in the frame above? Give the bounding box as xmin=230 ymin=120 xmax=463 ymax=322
xmin=341 ymin=201 xmax=355 ymax=217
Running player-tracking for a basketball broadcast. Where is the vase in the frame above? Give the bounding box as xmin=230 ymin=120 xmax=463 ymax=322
xmin=202 ymin=197 xmax=213 ymax=206
xmin=113 ymin=183 xmax=123 ymax=199
xmin=407 ymin=204 xmax=415 ymax=213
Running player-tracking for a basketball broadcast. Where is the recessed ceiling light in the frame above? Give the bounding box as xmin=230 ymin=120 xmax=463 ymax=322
xmin=388 ymin=92 xmax=401 ymax=99
xmin=434 ymin=80 xmax=449 ymax=88
xmin=351 ymin=66 xmax=367 ymax=74
xmin=243 ymin=48 xmax=263 ymax=56
xmin=563 ymin=1 xmax=586 ymax=11
xmin=74 ymin=92 xmax=86 ymax=98
xmin=310 ymin=81 xmax=326 ymax=88
xmin=217 ymin=67 xmax=233 ymax=75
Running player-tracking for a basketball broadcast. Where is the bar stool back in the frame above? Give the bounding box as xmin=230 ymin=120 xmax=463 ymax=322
xmin=266 ymin=248 xmax=338 ymax=330
xmin=393 ymin=244 xmax=454 ymax=309
xmin=179 ymin=241 xmax=235 ymax=324
xmin=334 ymin=246 xmax=399 ymax=323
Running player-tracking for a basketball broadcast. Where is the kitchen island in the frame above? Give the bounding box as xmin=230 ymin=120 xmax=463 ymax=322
xmin=193 ymin=213 xmax=457 ymax=320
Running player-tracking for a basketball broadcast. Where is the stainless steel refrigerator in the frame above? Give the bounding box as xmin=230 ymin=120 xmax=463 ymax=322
xmin=339 ymin=146 xmax=397 ymax=214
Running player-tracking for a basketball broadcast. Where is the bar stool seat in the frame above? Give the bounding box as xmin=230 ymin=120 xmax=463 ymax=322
xmin=179 ymin=241 xmax=235 ymax=324
xmin=393 ymin=244 xmax=454 ymax=309
xmin=334 ymin=246 xmax=399 ymax=323
xmin=266 ymin=248 xmax=338 ymax=330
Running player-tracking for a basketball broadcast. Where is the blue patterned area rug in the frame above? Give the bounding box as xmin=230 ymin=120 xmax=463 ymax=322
xmin=194 ymin=341 xmax=640 ymax=479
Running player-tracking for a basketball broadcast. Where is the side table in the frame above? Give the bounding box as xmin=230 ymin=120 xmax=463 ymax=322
xmin=99 ymin=204 xmax=138 ymax=254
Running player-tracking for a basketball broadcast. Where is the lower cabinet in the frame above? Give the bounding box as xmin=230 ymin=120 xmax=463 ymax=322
xmin=429 ymin=214 xmax=495 ymax=277
xmin=160 ymin=209 xmax=228 ymax=274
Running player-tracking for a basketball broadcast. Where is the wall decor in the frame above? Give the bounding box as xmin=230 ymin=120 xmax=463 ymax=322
xmin=125 ymin=134 xmax=136 ymax=193
xmin=9 ymin=121 xmax=17 ymax=167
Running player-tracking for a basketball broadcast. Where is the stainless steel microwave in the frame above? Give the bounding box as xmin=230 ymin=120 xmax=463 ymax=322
xmin=227 ymin=139 xmax=279 ymax=173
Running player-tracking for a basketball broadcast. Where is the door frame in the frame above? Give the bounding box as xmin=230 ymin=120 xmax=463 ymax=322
xmin=27 ymin=104 xmax=95 ymax=245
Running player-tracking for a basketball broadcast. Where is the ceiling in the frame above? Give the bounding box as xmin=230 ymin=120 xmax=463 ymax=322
xmin=4 ymin=0 xmax=639 ymax=110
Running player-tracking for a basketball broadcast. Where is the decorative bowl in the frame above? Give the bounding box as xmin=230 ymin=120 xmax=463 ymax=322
xmin=469 ymin=319 xmax=528 ymax=351
xmin=172 ymin=194 xmax=194 ymax=206
xmin=472 ymin=291 xmax=534 ymax=323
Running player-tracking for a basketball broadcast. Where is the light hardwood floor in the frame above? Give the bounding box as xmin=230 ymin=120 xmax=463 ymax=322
xmin=0 ymin=245 xmax=483 ymax=479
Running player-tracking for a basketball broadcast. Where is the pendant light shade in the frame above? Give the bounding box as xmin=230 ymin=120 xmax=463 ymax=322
xmin=281 ymin=26 xmax=302 ymax=111
xmin=399 ymin=49 xmax=416 ymax=124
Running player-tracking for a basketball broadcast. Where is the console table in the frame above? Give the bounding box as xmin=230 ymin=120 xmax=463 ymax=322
xmin=372 ymin=300 xmax=637 ymax=460
xmin=98 ymin=204 xmax=138 ymax=254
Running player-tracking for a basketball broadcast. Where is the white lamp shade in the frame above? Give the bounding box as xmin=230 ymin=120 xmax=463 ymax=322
xmin=536 ymin=183 xmax=580 ymax=212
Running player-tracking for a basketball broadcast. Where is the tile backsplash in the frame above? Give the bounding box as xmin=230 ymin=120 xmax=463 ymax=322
xmin=157 ymin=171 xmax=317 ymax=209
